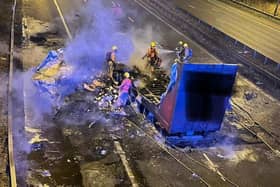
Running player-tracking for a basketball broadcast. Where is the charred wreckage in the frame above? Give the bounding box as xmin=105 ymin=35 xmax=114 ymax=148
xmin=32 ymin=46 xmax=238 ymax=145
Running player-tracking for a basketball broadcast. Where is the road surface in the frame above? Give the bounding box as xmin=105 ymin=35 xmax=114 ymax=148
xmin=11 ymin=0 xmax=280 ymax=186
xmin=175 ymin=0 xmax=280 ymax=64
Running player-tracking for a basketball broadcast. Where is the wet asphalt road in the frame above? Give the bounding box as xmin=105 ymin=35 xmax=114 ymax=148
xmin=174 ymin=0 xmax=280 ymax=64
xmin=17 ymin=0 xmax=280 ymax=186
xmin=22 ymin=0 xmax=220 ymax=70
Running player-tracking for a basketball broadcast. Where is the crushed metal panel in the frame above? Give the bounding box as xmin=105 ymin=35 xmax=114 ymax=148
xmin=159 ymin=63 xmax=238 ymax=135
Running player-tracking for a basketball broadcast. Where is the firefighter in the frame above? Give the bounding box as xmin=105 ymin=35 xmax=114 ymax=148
xmin=106 ymin=45 xmax=118 ymax=82
xmin=114 ymin=72 xmax=133 ymax=115
xmin=142 ymin=41 xmax=161 ymax=73
xmin=177 ymin=43 xmax=192 ymax=63
xmin=175 ymin=40 xmax=184 ymax=54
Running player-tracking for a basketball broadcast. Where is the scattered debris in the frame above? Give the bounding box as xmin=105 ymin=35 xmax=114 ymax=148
xmin=136 ymin=130 xmax=145 ymax=137
xmin=112 ymin=109 xmax=127 ymax=116
xmin=108 ymin=126 xmax=121 ymax=132
xmin=41 ymin=170 xmax=51 ymax=177
xmin=29 ymin=134 xmax=48 ymax=144
xmin=88 ymin=121 xmax=96 ymax=128
xmin=84 ymin=80 xmax=105 ymax=92
xmin=0 ymin=57 xmax=7 ymax=61
xmin=217 ymin=154 xmax=225 ymax=159
xmin=74 ymin=155 xmax=83 ymax=162
xmin=100 ymin=149 xmax=107 ymax=156
xmin=124 ymin=123 xmax=132 ymax=128
xmin=63 ymin=128 xmax=82 ymax=136
xmin=191 ymin=173 xmax=200 ymax=179
xmin=25 ymin=127 xmax=42 ymax=133
xmin=67 ymin=159 xmax=71 ymax=163
xmin=244 ymin=91 xmax=257 ymax=101
xmin=274 ymin=150 xmax=280 ymax=157
xmin=256 ymin=81 xmax=263 ymax=85
xmin=31 ymin=143 xmax=43 ymax=151
xmin=226 ymin=112 xmax=239 ymax=122
xmin=110 ymin=134 xmax=121 ymax=140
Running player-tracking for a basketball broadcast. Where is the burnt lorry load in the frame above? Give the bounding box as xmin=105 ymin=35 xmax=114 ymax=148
xmin=33 ymin=50 xmax=238 ymax=144
xmin=136 ymin=63 xmax=238 ymax=143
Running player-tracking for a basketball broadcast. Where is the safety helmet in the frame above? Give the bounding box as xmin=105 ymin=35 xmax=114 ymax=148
xmin=112 ymin=45 xmax=118 ymax=51
xmin=178 ymin=41 xmax=183 ymax=46
xmin=174 ymin=58 xmax=180 ymax=63
xmin=150 ymin=41 xmax=156 ymax=47
xmin=183 ymin=43 xmax=188 ymax=48
xmin=124 ymin=72 xmax=130 ymax=78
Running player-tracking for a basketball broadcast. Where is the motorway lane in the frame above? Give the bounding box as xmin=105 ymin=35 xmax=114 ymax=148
xmin=20 ymin=0 xmax=218 ymax=186
xmin=174 ymin=0 xmax=280 ymax=63
xmin=57 ymin=0 xmax=220 ymax=65
xmin=20 ymin=0 xmax=231 ymax=186
xmin=19 ymin=0 xmax=280 ymax=186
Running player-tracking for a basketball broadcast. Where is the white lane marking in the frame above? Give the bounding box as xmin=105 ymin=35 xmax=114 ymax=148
xmin=8 ymin=0 xmax=18 ymax=186
xmin=114 ymin=141 xmax=139 ymax=187
xmin=134 ymin=0 xmax=221 ymax=63
xmin=52 ymin=0 xmax=73 ymax=40
xmin=203 ymin=153 xmax=226 ymax=182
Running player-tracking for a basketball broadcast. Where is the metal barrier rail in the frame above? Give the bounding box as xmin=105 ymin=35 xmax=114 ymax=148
xmin=8 ymin=0 xmax=18 ymax=186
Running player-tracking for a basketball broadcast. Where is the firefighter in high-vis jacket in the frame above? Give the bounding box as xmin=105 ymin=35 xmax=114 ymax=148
xmin=142 ymin=41 xmax=161 ymax=73
xmin=176 ymin=42 xmax=192 ymax=63
xmin=106 ymin=45 xmax=118 ymax=82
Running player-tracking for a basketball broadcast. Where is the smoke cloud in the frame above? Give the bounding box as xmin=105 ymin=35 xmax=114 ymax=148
xmin=63 ymin=0 xmax=134 ymax=89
